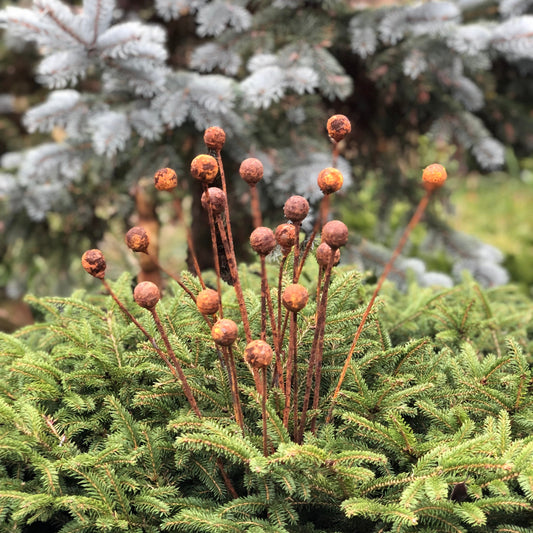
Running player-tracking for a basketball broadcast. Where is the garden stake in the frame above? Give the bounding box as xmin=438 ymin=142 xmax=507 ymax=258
xmin=298 ymin=223 xmax=347 ymax=441
xmin=280 ymin=196 xmax=310 ymax=413
xmin=280 ymin=283 xmax=310 ymax=435
xmin=296 ymin=167 xmax=343 ymax=282
xmin=214 ymin=214 xmax=263 ymax=393
xmin=298 ymin=253 xmax=335 ymax=442
xmin=262 ymin=367 xmax=268 ymax=455
xmin=326 ymin=165 xmax=447 ymax=423
xmin=327 ymin=114 xmax=351 ymax=169
xmin=283 ymin=195 xmax=309 ymax=283
xmin=245 ymin=340 xmax=273 ymax=456
xmin=293 ymin=115 xmax=349 ymax=280
xmin=207 ymin=128 xmax=240 ymax=286
xmin=250 ymin=227 xmax=278 ymax=346
xmin=134 ymin=281 xmax=202 ymax=418
xmin=240 ymin=158 xmax=264 ymax=229
xmin=192 ymin=159 xmax=225 ymax=313
xmin=274 ymin=223 xmax=297 ymax=372
xmin=82 ymin=250 xmax=161 ymax=351
xmin=212 ymin=318 xmax=244 ymax=433
xmin=135 ymin=281 xmax=238 ymax=498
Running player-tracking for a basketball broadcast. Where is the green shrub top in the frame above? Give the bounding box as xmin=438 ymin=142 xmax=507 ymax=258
xmin=0 ymin=267 xmax=532 ymax=532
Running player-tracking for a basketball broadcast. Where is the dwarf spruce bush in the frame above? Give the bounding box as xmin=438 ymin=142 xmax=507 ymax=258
xmin=0 ymin=118 xmax=532 ymax=533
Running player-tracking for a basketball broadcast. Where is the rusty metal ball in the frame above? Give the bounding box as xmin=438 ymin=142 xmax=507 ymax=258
xmin=244 ymin=339 xmax=273 ymax=369
xmin=211 ymin=318 xmax=238 ymax=346
xmin=282 ymin=284 xmax=309 ymax=313
xmin=327 ymin=114 xmax=351 ymax=143
xmin=239 ymin=158 xmax=264 ymax=185
xmin=250 ymin=226 xmax=276 ymax=256
xmin=154 ymin=167 xmax=178 ymax=192
xmin=316 ymin=242 xmax=341 ymax=267
xmin=81 ymin=249 xmax=106 ymax=279
xmin=125 ymin=226 xmax=149 ymax=253
xmin=133 ymin=281 xmax=160 ymax=310
xmin=196 ymin=288 xmax=219 ymax=315
xmin=422 ymin=163 xmax=447 ymax=191
xmin=322 ymin=220 xmax=348 ymax=249
xmin=204 ymin=126 xmax=226 ymax=151
xmin=283 ymin=195 xmax=309 ymax=223
xmin=275 ymin=223 xmax=296 ymax=250
xmin=190 ymin=154 xmax=218 ymax=184
xmin=201 ymin=187 xmax=227 ymax=215
xmin=317 ymin=167 xmax=344 ymax=195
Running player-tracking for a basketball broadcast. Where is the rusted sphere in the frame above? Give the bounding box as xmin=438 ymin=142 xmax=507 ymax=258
xmin=211 ymin=318 xmax=239 ymax=346
xmin=282 ymin=284 xmax=309 ymax=313
xmin=125 ymin=226 xmax=149 ymax=253
xmin=327 ymin=114 xmax=351 ymax=143
xmin=316 ymin=242 xmax=341 ymax=267
xmin=201 ymin=187 xmax=227 ymax=215
xmin=244 ymin=340 xmax=273 ymax=369
xmin=422 ymin=163 xmax=447 ymax=190
xmin=133 ymin=281 xmax=160 ymax=310
xmin=239 ymin=158 xmax=264 ymax=185
xmin=283 ymin=195 xmax=309 ymax=223
xmin=275 ymin=222 xmax=297 ymax=251
xmin=322 ymin=220 xmax=348 ymax=249
xmin=204 ymin=126 xmax=226 ymax=151
xmin=190 ymin=154 xmax=218 ymax=184
xmin=196 ymin=288 xmax=219 ymax=315
xmin=317 ymin=167 xmax=344 ymax=195
xmin=81 ymin=249 xmax=106 ymax=279
xmin=250 ymin=227 xmax=276 ymax=256
xmin=153 ymin=167 xmax=178 ymax=192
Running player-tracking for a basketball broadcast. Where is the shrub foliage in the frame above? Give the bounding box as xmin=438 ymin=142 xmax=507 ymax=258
xmin=0 ymin=265 xmax=532 ymax=532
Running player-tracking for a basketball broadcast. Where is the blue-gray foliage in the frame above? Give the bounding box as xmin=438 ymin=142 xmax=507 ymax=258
xmin=1 ymin=0 xmax=532 ymax=294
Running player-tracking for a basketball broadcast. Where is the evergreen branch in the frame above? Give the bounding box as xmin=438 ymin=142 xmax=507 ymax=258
xmin=34 ymin=0 xmax=89 ymax=47
xmin=105 ymin=396 xmax=141 ymax=449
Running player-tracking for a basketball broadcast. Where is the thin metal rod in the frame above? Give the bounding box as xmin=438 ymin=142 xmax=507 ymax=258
xmin=298 ymin=250 xmax=336 ymax=442
xmin=262 ymin=368 xmax=269 ymax=456
xmin=250 ymin=185 xmax=262 ymax=228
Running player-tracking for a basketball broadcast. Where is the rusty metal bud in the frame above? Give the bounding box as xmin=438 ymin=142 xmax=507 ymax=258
xmin=327 ymin=114 xmax=351 ymax=143
xmin=250 ymin=226 xmax=276 ymax=256
xmin=283 ymin=195 xmax=309 ymax=223
xmin=125 ymin=226 xmax=149 ymax=253
xmin=190 ymin=154 xmax=218 ymax=184
xmin=154 ymin=167 xmax=178 ymax=192
xmin=239 ymin=158 xmax=264 ymax=185
xmin=201 ymin=187 xmax=227 ymax=215
xmin=81 ymin=249 xmax=106 ymax=279
xmin=317 ymin=167 xmax=343 ymax=195
xmin=204 ymin=126 xmax=226 ymax=151
xmin=322 ymin=220 xmax=348 ymax=249
xmin=196 ymin=288 xmax=219 ymax=315
xmin=315 ymin=242 xmax=341 ymax=267
xmin=244 ymin=340 xmax=273 ymax=369
xmin=133 ymin=281 xmax=160 ymax=310
xmin=211 ymin=318 xmax=239 ymax=346
xmin=282 ymin=283 xmax=309 ymax=313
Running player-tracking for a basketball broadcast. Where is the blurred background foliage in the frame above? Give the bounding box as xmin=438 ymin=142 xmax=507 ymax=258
xmin=1 ymin=0 xmax=533 ymax=331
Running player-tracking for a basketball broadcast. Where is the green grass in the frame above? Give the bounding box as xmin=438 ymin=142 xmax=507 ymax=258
xmin=450 ymin=172 xmax=533 ymax=288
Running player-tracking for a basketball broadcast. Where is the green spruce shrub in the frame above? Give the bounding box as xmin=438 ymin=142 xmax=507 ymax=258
xmin=0 ymin=118 xmax=532 ymax=533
